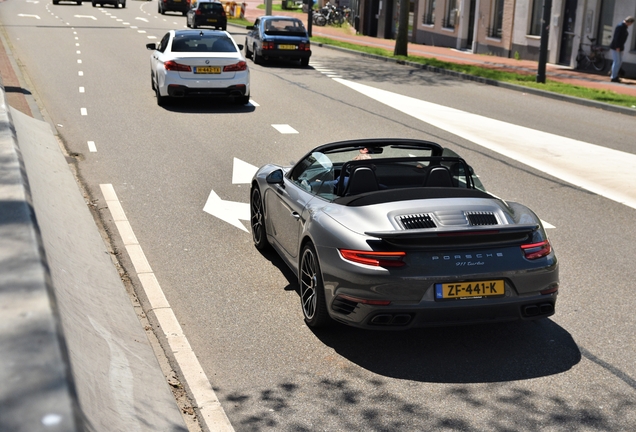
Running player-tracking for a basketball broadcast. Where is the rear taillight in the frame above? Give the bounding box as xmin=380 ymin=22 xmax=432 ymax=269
xmin=195 ymin=9 xmax=202 ymax=15
xmin=221 ymin=9 xmax=226 ymax=16
xmin=164 ymin=61 xmax=191 ymax=72
xmin=299 ymin=42 xmax=310 ymax=51
xmin=223 ymin=61 xmax=247 ymax=72
xmin=339 ymin=249 xmax=406 ymax=267
xmin=262 ymin=41 xmax=275 ymax=50
xmin=521 ymin=240 xmax=552 ymax=260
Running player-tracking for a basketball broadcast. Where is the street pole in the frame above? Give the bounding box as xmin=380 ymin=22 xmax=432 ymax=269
xmin=536 ymin=0 xmax=552 ymax=83
xmin=265 ymin=0 xmax=272 ymax=16
xmin=308 ymin=1 xmax=313 ymax=36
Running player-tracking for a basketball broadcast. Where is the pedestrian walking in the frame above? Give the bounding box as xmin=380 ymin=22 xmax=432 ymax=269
xmin=609 ymin=16 xmax=634 ymax=83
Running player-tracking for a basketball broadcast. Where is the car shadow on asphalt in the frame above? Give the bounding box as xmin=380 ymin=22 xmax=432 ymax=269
xmin=310 ymin=318 xmax=581 ymax=383
xmin=158 ymin=98 xmax=257 ymax=114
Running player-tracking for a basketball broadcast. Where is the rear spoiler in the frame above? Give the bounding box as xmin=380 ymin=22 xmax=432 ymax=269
xmin=365 ymin=224 xmax=539 ymax=248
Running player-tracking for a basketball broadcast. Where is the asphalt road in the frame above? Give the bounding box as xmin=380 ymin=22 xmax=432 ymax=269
xmin=2 ymin=0 xmax=636 ymax=430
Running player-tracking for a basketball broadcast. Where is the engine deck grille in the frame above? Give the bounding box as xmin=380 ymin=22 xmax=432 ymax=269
xmin=398 ymin=213 xmax=437 ymax=230
xmin=466 ymin=212 xmax=498 ymax=226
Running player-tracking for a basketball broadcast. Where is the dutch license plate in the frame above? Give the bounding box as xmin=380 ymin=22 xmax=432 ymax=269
xmin=194 ymin=66 xmax=221 ymax=74
xmin=278 ymin=44 xmax=296 ymax=50
xmin=207 ymin=18 xmax=217 ymax=22
xmin=435 ymin=280 xmax=504 ymax=299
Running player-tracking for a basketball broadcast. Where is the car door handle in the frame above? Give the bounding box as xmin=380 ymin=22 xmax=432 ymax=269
xmin=291 ymin=212 xmax=300 ymax=220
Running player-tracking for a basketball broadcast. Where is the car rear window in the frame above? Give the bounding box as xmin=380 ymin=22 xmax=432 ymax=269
xmin=171 ymin=35 xmax=236 ymax=53
xmin=263 ymin=19 xmax=307 ymax=36
xmin=199 ymin=3 xmax=223 ymax=12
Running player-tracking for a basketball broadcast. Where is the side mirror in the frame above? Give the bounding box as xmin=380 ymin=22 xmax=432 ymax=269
xmin=237 ymin=44 xmax=244 ymax=50
xmin=266 ymin=169 xmax=284 ymax=185
xmin=146 ymin=43 xmax=157 ymax=51
xmin=246 ymin=25 xmax=255 ymax=30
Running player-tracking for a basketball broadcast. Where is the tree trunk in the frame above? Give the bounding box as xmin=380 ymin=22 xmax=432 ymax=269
xmin=393 ymin=0 xmax=410 ymax=56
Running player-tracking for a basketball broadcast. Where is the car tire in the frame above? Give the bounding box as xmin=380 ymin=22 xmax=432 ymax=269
xmin=299 ymin=243 xmax=332 ymax=328
xmin=235 ymin=95 xmax=250 ymax=105
xmin=244 ymin=42 xmax=252 ymax=59
xmin=221 ymin=25 xmax=226 ymax=31
xmin=250 ymin=187 xmax=270 ymax=251
xmin=53 ymin=0 xmax=59 ymax=3
xmin=253 ymin=45 xmax=262 ymax=65
xmin=300 ymin=57 xmax=309 ymax=67
xmin=122 ymin=0 xmax=126 ymax=7
xmin=150 ymin=72 xmax=155 ymax=91
xmin=76 ymin=1 xmax=81 ymax=4
xmin=192 ymin=22 xmax=197 ymax=29
xmin=113 ymin=0 xmax=118 ymax=7
xmin=182 ymin=11 xmax=187 ymax=16
xmin=155 ymin=83 xmax=167 ymax=106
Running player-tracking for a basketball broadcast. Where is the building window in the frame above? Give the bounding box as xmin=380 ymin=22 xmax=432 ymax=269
xmin=596 ymin=0 xmax=615 ymax=46
xmin=529 ymin=0 xmax=543 ymax=36
xmin=443 ymin=0 xmax=458 ymax=29
xmin=488 ymin=0 xmax=504 ymax=38
xmin=422 ymin=0 xmax=435 ymax=25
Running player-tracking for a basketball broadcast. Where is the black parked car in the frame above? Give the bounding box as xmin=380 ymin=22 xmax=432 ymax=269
xmin=158 ymin=0 xmax=190 ymax=15
xmin=245 ymin=16 xmax=311 ymax=67
xmin=186 ymin=0 xmax=227 ymax=30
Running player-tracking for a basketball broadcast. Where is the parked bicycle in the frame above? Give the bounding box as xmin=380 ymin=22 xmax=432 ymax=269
xmin=576 ymin=36 xmax=606 ymax=71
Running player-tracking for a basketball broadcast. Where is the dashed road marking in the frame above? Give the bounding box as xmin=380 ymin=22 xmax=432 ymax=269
xmin=272 ymin=124 xmax=298 ymax=134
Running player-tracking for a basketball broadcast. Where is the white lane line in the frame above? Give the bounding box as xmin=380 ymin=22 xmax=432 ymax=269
xmin=17 ymin=14 xmax=41 ymax=19
xmin=249 ymin=99 xmax=259 ymax=106
xmin=272 ymin=124 xmax=298 ymax=134
xmin=147 ymin=36 xmax=157 ymax=39
xmin=334 ymin=78 xmax=636 ymax=211
xmin=79 ymin=86 xmax=85 ymax=93
xmin=76 ymin=43 xmax=80 ymax=47
xmin=80 ymin=108 xmax=87 ymax=116
xmin=232 ymin=157 xmax=259 ymax=184
xmin=78 ymin=71 xmax=84 ymax=76
xmin=74 ymin=15 xmax=97 ymax=20
xmin=203 ymin=190 xmax=249 ymax=231
xmin=99 ymin=184 xmax=235 ymax=432
xmin=87 ymin=141 xmax=96 ymax=152
xmin=77 ymin=59 xmax=82 ymax=64
xmin=135 ymin=17 xmax=149 ymax=22
xmin=76 ymin=50 xmax=81 ymax=54
xmin=138 ymin=30 xmax=147 ymax=33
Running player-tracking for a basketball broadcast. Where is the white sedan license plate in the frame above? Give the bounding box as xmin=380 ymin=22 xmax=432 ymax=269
xmin=194 ymin=66 xmax=221 ymax=74
xmin=435 ymin=280 xmax=504 ymax=299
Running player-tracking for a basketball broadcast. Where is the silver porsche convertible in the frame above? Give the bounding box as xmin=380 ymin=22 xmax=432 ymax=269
xmin=250 ymin=138 xmax=559 ymax=329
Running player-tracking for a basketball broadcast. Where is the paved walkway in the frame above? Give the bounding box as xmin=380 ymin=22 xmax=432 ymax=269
xmin=240 ymin=1 xmax=636 ymax=99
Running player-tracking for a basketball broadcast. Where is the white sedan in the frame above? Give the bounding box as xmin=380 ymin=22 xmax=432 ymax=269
xmin=146 ymin=29 xmax=250 ymax=106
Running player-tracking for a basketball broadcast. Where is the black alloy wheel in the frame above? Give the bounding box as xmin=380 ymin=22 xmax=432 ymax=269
xmin=300 ymin=243 xmax=331 ymax=328
xmin=250 ymin=187 xmax=270 ymax=250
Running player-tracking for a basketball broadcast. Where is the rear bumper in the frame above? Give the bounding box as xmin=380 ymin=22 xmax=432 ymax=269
xmin=329 ymin=292 xmax=558 ymax=329
xmin=193 ymin=17 xmax=227 ymax=27
xmin=167 ymin=84 xmax=248 ymax=98
xmin=163 ymin=1 xmax=190 ymax=12
xmin=261 ymin=49 xmax=311 ymax=60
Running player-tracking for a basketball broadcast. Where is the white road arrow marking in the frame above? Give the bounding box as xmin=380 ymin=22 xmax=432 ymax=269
xmin=135 ymin=17 xmax=149 ymax=22
xmin=203 ymin=189 xmax=249 ymax=232
xmin=232 ymin=158 xmax=259 ymax=184
xmin=17 ymin=14 xmax=40 ymax=19
xmin=74 ymin=15 xmax=97 ymax=20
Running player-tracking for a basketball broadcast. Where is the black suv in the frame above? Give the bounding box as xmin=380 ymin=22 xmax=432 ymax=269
xmin=158 ymin=0 xmax=191 ymax=15
xmin=186 ymin=0 xmax=227 ymax=30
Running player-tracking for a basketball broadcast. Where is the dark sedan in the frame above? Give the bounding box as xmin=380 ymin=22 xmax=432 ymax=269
xmin=245 ymin=16 xmax=311 ymax=67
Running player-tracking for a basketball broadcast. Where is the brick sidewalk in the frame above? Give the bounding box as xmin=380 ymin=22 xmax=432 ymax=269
xmin=240 ymin=2 xmax=636 ymax=98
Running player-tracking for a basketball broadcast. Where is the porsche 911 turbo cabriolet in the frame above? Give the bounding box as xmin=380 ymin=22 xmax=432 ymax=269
xmin=250 ymin=138 xmax=559 ymax=330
